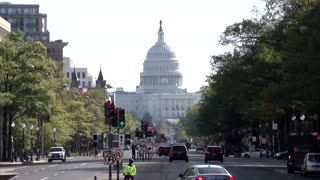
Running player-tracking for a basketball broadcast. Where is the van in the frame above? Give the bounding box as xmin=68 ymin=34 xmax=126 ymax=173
xmin=301 ymin=152 xmax=320 ymax=176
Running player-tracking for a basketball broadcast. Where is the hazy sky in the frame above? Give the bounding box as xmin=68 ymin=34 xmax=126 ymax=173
xmin=6 ymin=0 xmax=264 ymax=92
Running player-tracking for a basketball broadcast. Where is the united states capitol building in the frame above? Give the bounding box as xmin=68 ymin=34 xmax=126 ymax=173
xmin=114 ymin=21 xmax=202 ymax=121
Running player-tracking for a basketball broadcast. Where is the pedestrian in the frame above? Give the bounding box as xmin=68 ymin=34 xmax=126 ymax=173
xmin=131 ymin=144 xmax=136 ymax=160
xmin=94 ymin=147 xmax=98 ymax=158
xmin=123 ymin=159 xmax=136 ymax=180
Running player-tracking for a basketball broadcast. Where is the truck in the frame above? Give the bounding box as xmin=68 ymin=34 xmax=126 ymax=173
xmin=287 ymin=134 xmax=320 ymax=174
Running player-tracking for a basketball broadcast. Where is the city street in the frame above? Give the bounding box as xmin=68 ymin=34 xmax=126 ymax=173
xmin=1 ymin=150 xmax=318 ymax=180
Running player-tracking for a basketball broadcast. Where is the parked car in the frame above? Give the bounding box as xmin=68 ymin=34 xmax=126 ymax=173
xmin=205 ymin=145 xmax=224 ymax=163
xmin=48 ymin=146 xmax=66 ymax=162
xmin=241 ymin=148 xmax=270 ymax=158
xmin=301 ymin=152 xmax=320 ymax=176
xmin=158 ymin=146 xmax=171 ymax=156
xmin=274 ymin=151 xmax=287 ymax=160
xmin=169 ymin=144 xmax=189 ymax=162
xmin=177 ymin=165 xmax=234 ymax=180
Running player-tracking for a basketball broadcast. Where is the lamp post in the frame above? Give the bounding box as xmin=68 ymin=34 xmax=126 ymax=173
xmin=291 ymin=115 xmax=297 ymax=135
xmin=35 ymin=127 xmax=40 ymax=161
xmin=21 ymin=123 xmax=26 ymax=162
xmin=10 ymin=121 xmax=15 ymax=162
xmin=300 ymin=114 xmax=305 ymax=135
xmin=53 ymin=128 xmax=56 ymax=146
xmin=30 ymin=125 xmax=34 ymax=161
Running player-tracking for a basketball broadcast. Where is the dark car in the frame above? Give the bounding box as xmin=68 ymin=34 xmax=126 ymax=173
xmin=169 ymin=145 xmax=189 ymax=162
xmin=205 ymin=145 xmax=223 ymax=163
xmin=158 ymin=146 xmax=171 ymax=156
xmin=274 ymin=151 xmax=287 ymax=160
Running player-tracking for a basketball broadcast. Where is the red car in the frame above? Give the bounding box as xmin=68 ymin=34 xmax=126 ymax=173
xmin=158 ymin=146 xmax=171 ymax=156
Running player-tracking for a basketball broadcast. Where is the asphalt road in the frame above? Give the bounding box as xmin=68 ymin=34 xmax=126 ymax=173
xmin=1 ymin=150 xmax=319 ymax=180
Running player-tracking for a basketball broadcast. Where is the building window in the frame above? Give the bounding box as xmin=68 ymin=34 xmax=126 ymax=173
xmin=82 ymin=81 xmax=86 ymax=87
xmin=42 ymin=36 xmax=47 ymax=41
xmin=88 ymin=81 xmax=92 ymax=88
xmin=177 ymin=112 xmax=180 ymax=117
xmin=66 ymin=72 xmax=70 ymax=78
xmin=77 ymin=72 xmax=80 ymax=78
xmin=82 ymin=72 xmax=86 ymax=78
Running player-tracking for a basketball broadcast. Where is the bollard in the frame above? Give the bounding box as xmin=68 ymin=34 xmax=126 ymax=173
xmin=94 ymin=176 xmax=97 ymax=180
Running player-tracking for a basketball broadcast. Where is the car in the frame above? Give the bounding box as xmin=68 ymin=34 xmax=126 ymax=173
xmin=158 ymin=146 xmax=171 ymax=156
xmin=48 ymin=146 xmax=66 ymax=162
xmin=177 ymin=165 xmax=234 ymax=180
xmin=196 ymin=143 xmax=205 ymax=151
xmin=274 ymin=151 xmax=288 ymax=160
xmin=169 ymin=144 xmax=189 ymax=162
xmin=301 ymin=152 xmax=320 ymax=176
xmin=205 ymin=145 xmax=224 ymax=163
xmin=241 ymin=148 xmax=270 ymax=158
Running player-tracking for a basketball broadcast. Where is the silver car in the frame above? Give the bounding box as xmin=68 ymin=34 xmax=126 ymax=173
xmin=178 ymin=165 xmax=234 ymax=180
xmin=301 ymin=152 xmax=320 ymax=176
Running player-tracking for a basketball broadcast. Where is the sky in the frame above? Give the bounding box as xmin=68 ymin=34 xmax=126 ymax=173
xmin=6 ymin=0 xmax=265 ymax=92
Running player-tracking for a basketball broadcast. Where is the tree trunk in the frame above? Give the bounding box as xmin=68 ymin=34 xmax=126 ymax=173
xmin=7 ymin=113 xmax=13 ymax=161
xmin=1 ymin=107 xmax=8 ymax=161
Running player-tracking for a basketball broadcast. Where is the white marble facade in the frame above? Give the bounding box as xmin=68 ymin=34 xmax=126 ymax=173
xmin=114 ymin=21 xmax=201 ymax=121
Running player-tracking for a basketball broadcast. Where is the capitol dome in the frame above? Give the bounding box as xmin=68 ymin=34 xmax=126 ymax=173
xmin=146 ymin=20 xmax=176 ymax=59
xmin=146 ymin=42 xmax=176 ymax=58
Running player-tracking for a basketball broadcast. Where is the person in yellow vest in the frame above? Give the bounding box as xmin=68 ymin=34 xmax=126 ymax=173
xmin=123 ymin=159 xmax=136 ymax=180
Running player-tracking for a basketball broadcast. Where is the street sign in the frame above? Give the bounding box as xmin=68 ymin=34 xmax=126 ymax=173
xmin=119 ymin=134 xmax=125 ymax=149
xmin=104 ymin=153 xmax=116 ymax=165
xmin=114 ymin=150 xmax=124 ymax=160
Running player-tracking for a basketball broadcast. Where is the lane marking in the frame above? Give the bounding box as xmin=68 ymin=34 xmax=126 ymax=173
xmin=40 ymin=177 xmax=49 ymax=180
xmin=53 ymin=174 xmax=58 ymax=176
xmin=49 ymin=165 xmax=57 ymax=168
xmin=80 ymin=163 xmax=87 ymax=166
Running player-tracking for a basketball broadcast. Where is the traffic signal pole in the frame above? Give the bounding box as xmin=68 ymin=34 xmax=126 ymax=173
xmin=116 ymin=108 xmax=120 ymax=180
xmin=108 ymin=121 xmax=112 ymax=180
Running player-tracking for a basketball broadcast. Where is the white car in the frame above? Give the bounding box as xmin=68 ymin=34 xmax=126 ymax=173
xmin=301 ymin=152 xmax=320 ymax=176
xmin=48 ymin=147 xmax=66 ymax=162
xmin=241 ymin=148 xmax=270 ymax=158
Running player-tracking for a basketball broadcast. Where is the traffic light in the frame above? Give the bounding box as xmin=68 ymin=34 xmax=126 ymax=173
xmin=105 ymin=102 xmax=116 ymax=127
xmin=141 ymin=120 xmax=144 ymax=130
xmin=112 ymin=108 xmax=118 ymax=127
xmin=143 ymin=121 xmax=149 ymax=132
xmin=119 ymin=109 xmax=125 ymax=128
xmin=135 ymin=130 xmax=140 ymax=137
xmin=104 ymin=101 xmax=111 ymax=124
xmin=146 ymin=130 xmax=153 ymax=137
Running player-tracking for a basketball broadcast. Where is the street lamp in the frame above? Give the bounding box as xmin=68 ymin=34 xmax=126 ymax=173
xmin=53 ymin=128 xmax=56 ymax=146
xmin=10 ymin=121 xmax=15 ymax=162
xmin=21 ymin=123 xmax=26 ymax=162
xmin=35 ymin=127 xmax=40 ymax=161
xmin=30 ymin=125 xmax=34 ymax=161
xmin=300 ymin=114 xmax=305 ymax=135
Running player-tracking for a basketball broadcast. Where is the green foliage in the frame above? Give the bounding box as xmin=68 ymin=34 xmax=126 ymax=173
xmin=196 ymin=0 xmax=320 ymax=137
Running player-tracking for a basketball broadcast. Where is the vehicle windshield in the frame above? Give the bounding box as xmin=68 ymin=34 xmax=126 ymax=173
xmin=49 ymin=148 xmax=63 ymax=152
xmin=198 ymin=167 xmax=227 ymax=174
